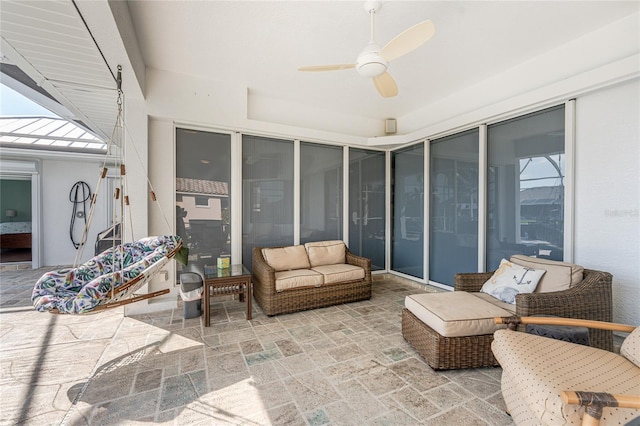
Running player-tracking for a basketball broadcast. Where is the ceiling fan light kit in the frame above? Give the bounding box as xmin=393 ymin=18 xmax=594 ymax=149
xmin=298 ymin=1 xmax=435 ymax=98
xmin=356 ymin=42 xmax=387 ymax=78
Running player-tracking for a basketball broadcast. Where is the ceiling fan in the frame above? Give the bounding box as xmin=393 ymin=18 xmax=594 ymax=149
xmin=298 ymin=1 xmax=435 ymax=98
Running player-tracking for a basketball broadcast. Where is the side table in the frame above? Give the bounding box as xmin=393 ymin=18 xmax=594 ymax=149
xmin=189 ymin=263 xmax=252 ymax=325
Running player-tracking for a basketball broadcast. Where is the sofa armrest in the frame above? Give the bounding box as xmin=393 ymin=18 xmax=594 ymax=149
xmin=454 ymin=272 xmax=493 ymax=292
xmin=346 ymin=249 xmax=371 ymax=283
xmin=252 ymin=247 xmax=277 ymax=295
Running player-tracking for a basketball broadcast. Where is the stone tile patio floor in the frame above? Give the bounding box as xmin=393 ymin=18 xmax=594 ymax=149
xmin=0 ymin=267 xmax=514 ymax=425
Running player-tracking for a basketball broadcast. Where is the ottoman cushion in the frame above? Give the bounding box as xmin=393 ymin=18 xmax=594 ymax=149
xmin=405 ymin=292 xmax=512 ymax=338
xmin=472 ymin=292 xmax=517 ymax=314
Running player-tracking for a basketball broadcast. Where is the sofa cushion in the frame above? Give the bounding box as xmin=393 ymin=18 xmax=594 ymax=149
xmin=481 ymin=258 xmax=546 ymax=304
xmin=262 ymin=245 xmax=310 ymax=272
xmin=621 ymin=326 xmax=640 ymax=368
xmin=304 ymin=240 xmax=346 ymax=267
xmin=311 ymin=264 xmax=364 ymax=284
xmin=404 ymin=292 xmax=512 ymax=338
xmin=274 ymin=269 xmax=324 ymax=292
xmin=492 ymin=329 xmax=640 ymax=425
xmin=510 ymin=255 xmax=583 ymax=293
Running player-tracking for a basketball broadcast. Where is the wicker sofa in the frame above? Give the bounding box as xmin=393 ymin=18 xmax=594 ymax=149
xmin=252 ymin=240 xmax=371 ymax=316
xmin=402 ymin=255 xmax=613 ymax=370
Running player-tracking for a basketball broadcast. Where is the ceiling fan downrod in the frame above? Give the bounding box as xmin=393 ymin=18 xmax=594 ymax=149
xmin=357 ymin=1 xmax=387 ymax=78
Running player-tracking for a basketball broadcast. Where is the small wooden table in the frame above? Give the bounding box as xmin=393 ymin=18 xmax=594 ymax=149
xmin=200 ymin=264 xmax=252 ymax=325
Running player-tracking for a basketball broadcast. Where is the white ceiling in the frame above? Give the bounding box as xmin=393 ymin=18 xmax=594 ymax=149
xmin=1 ymin=1 xmax=638 ymax=142
xmin=127 ymin=1 xmax=639 ymax=121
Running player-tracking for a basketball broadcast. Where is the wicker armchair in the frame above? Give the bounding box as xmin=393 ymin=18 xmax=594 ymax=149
xmin=455 ymin=269 xmax=613 ymax=351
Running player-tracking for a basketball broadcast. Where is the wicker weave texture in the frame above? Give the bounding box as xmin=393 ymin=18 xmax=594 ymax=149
xmin=252 ymin=246 xmax=372 ymax=316
xmin=401 ymin=308 xmax=499 ymax=370
xmin=454 ymin=269 xmax=614 ymax=351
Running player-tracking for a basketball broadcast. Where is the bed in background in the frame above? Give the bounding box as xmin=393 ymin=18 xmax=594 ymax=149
xmin=0 ymin=222 xmax=32 ymax=249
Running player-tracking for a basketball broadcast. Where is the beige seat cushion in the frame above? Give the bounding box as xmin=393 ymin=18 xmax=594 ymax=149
xmin=304 ymin=240 xmax=346 ymax=267
xmin=510 ymin=255 xmax=584 ymax=293
xmin=262 ymin=245 xmax=310 ymax=272
xmin=492 ymin=329 xmax=640 ymax=425
xmin=311 ymin=264 xmax=364 ymax=284
xmin=404 ymin=292 xmax=512 ymax=337
xmin=274 ymin=269 xmax=324 ymax=292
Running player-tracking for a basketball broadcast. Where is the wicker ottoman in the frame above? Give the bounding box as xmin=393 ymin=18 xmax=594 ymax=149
xmin=402 ymin=292 xmax=513 ymax=370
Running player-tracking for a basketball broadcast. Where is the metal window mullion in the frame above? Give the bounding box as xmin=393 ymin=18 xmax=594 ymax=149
xmin=385 ymin=150 xmax=391 ymax=272
xmin=231 ymin=132 xmax=242 ymax=264
xmin=343 ymin=146 xmax=349 ymax=246
xmin=478 ymin=124 xmax=488 ymax=272
xmin=564 ymin=100 xmax=576 ymax=262
xmin=423 ymin=139 xmax=430 ymax=282
xmin=294 ymin=139 xmax=301 ymax=245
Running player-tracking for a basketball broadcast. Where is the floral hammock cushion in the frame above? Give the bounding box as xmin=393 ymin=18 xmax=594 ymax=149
xmin=32 ymin=235 xmax=181 ymax=314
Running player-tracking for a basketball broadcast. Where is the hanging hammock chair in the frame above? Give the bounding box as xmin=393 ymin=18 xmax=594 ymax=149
xmin=32 ymin=235 xmax=182 ymax=314
xmin=32 ymin=66 xmax=187 ymax=314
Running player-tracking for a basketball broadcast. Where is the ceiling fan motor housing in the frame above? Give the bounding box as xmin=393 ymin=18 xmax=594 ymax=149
xmin=356 ymin=42 xmax=387 ymax=77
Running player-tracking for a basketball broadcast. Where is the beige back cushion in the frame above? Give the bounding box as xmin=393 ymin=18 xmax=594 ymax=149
xmin=621 ymin=326 xmax=640 ymax=368
xmin=510 ymin=255 xmax=583 ymax=293
xmin=304 ymin=240 xmax=346 ymax=267
xmin=262 ymin=245 xmax=310 ymax=272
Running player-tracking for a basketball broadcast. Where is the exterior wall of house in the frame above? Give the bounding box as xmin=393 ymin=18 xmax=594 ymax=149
xmin=574 ymin=78 xmax=639 ymax=326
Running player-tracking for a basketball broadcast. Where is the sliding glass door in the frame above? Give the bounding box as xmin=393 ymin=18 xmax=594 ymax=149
xmin=349 ymin=148 xmax=386 ymax=271
xmin=429 ymin=130 xmax=479 ymax=286
xmin=175 ymin=128 xmax=231 ymax=269
xmin=392 ymin=143 xmax=424 ymax=278
xmin=300 ymin=142 xmax=343 ymax=244
xmin=487 ymin=106 xmax=565 ymax=270
xmin=242 ymin=135 xmax=294 ymax=270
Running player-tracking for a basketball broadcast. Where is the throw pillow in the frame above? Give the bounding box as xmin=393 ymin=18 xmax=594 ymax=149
xmin=481 ymin=259 xmax=546 ymax=304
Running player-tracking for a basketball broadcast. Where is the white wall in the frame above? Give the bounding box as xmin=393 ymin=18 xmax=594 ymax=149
xmin=574 ymin=78 xmax=640 ymax=326
xmin=373 ymin=12 xmax=639 ymax=147
xmin=145 ymin=68 xmax=369 ymax=147
xmin=40 ymin=158 xmax=108 ymax=266
xmin=126 ymin=118 xmax=178 ymax=315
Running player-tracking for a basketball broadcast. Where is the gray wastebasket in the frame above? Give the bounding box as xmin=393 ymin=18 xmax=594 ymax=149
xmin=179 ymin=272 xmax=203 ymax=319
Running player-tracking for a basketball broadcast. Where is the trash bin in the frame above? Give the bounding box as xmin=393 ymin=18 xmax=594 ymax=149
xmin=179 ymin=272 xmax=203 ymax=319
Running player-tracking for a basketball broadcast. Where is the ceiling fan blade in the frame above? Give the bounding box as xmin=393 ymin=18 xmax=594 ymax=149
xmin=298 ymin=64 xmax=356 ymax=72
xmin=380 ymin=20 xmax=435 ymax=62
xmin=373 ymin=72 xmax=398 ymax=98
